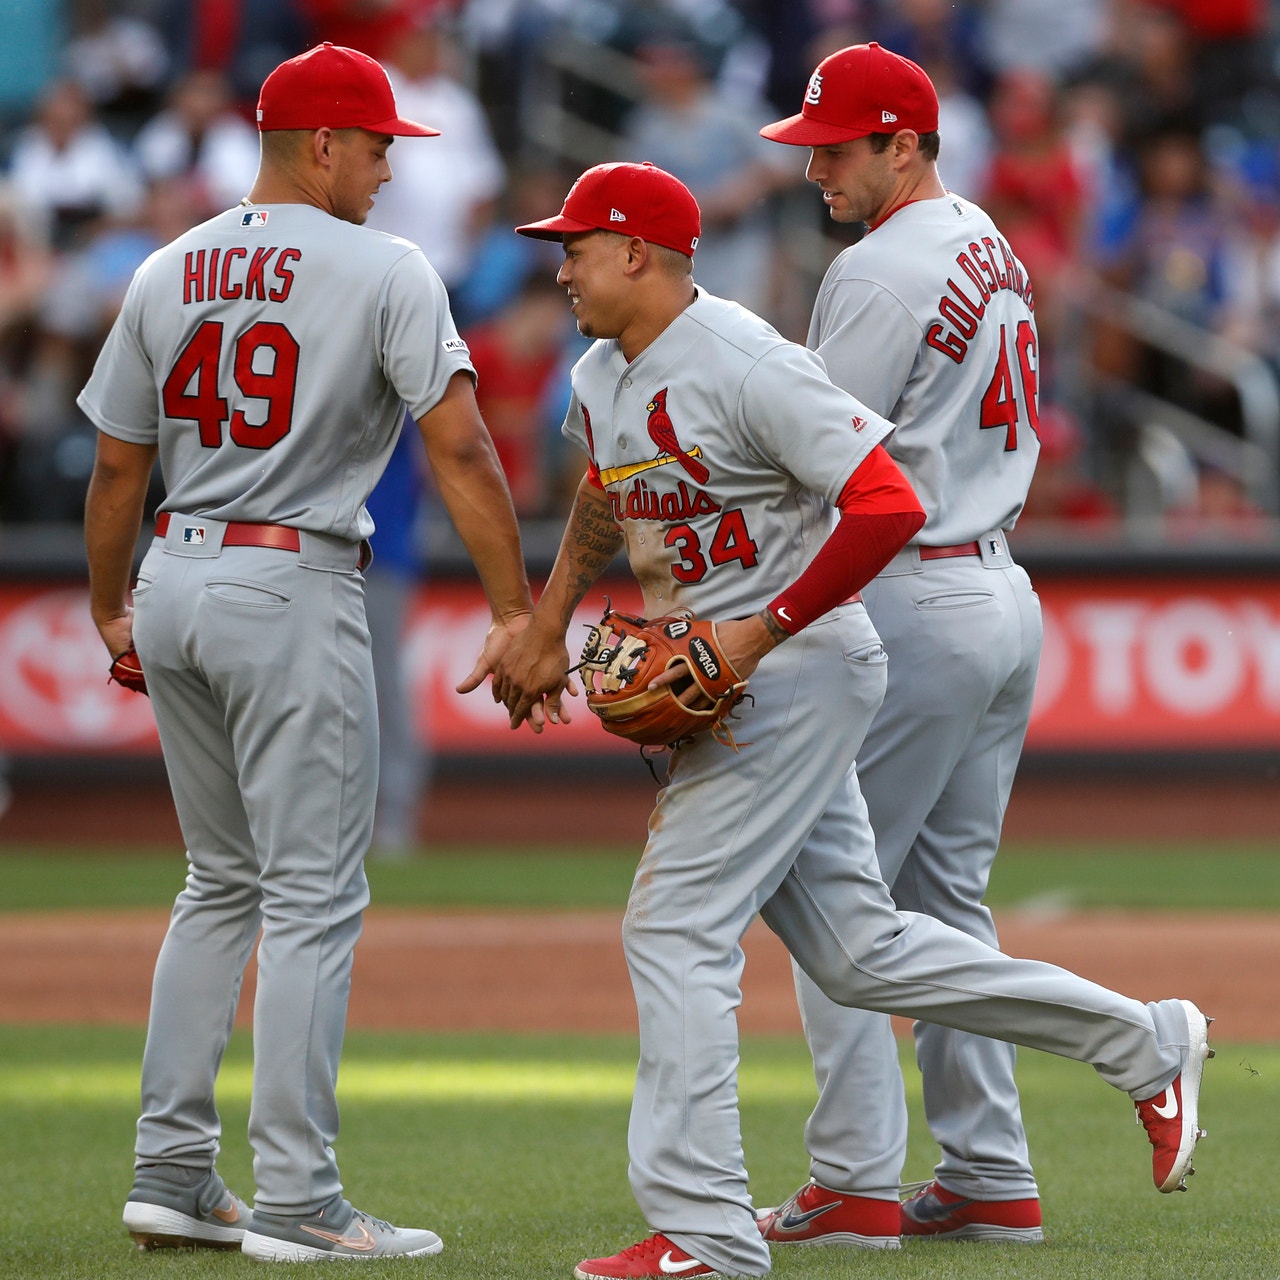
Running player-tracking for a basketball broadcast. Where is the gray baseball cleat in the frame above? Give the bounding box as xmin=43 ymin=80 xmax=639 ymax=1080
xmin=123 ymin=1164 xmax=250 ymax=1250
xmin=241 ymin=1196 xmax=443 ymax=1261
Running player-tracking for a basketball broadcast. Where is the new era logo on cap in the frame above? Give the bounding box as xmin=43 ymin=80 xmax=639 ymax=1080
xmin=881 ymin=110 xmax=898 ymax=123
xmin=514 ymin=162 xmax=702 ymax=258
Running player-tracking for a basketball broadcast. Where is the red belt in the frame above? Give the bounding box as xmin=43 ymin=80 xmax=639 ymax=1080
xmin=155 ymin=512 xmax=301 ymax=552
xmin=918 ymin=541 xmax=980 ymax=561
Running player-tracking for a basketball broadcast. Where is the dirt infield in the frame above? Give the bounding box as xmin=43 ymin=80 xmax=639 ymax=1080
xmin=3 ymin=905 xmax=1276 ymax=1041
xmin=0 ymin=772 xmax=1275 ymax=1039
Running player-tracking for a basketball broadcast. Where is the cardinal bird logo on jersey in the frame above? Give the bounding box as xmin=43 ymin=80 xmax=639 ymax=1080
xmin=645 ymin=389 xmax=709 ymax=483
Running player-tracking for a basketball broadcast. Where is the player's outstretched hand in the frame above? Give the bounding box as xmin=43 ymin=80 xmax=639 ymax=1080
xmin=489 ymin=615 xmax=577 ymax=733
xmin=456 ymin=611 xmax=533 ymax=698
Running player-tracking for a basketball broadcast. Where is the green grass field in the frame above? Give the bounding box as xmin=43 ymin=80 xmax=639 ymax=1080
xmin=3 ymin=840 xmax=1279 ymax=913
xmin=3 ymin=842 xmax=1278 ymax=1278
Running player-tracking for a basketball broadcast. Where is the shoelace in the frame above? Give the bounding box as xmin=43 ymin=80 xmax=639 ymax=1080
xmin=618 ymin=1235 xmax=672 ymax=1262
xmin=1134 ymin=1094 xmax=1169 ymax=1139
xmin=353 ymin=1210 xmax=396 ymax=1234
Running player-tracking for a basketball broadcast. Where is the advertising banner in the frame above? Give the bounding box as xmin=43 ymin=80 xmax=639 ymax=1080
xmin=3 ymin=576 xmax=1277 ymax=756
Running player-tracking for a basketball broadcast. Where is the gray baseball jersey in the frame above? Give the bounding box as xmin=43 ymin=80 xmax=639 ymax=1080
xmin=80 ymin=202 xmax=471 ymax=538
xmin=562 ymin=285 xmax=1192 ymax=1275
xmin=789 ymin=193 xmax=1046 ymax=1207
xmin=809 ymin=193 xmax=1040 ymax=543
xmin=78 ymin=201 xmax=471 ymax=1215
xmin=563 ymin=290 xmax=892 ymax=620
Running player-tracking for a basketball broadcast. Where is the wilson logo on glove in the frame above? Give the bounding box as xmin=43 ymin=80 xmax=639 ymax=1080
xmin=575 ymin=602 xmax=747 ymax=748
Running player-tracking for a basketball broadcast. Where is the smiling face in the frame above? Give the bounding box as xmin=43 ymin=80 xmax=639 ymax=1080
xmin=804 ymin=136 xmax=899 ymax=225
xmin=327 ymin=129 xmax=395 ymax=225
xmin=556 ymin=230 xmax=636 ymax=341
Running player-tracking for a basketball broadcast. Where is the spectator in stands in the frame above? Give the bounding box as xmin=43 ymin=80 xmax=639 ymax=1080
xmin=464 ymin=272 xmax=576 ymax=516
xmin=928 ymin=54 xmax=994 ymax=201
xmin=364 ymin=13 xmax=506 ymax=291
xmin=7 ymin=78 xmax=143 ymax=252
xmin=872 ymin=0 xmax=988 ymax=99
xmin=1167 ymin=462 xmax=1269 ymax=540
xmin=1062 ymin=71 xmax=1140 ymax=259
xmin=979 ymin=0 xmax=1108 ymax=79
xmin=1098 ymin=3 xmax=1203 ymax=139
xmin=62 ymin=0 xmax=171 ymax=134
xmin=0 ymin=185 xmax=54 ymax=517
xmin=620 ymin=28 xmax=799 ymax=316
xmin=979 ymin=69 xmax=1088 ymax=371
xmin=16 ymin=178 xmax=199 ymax=522
xmin=133 ymin=70 xmax=261 ymax=216
xmin=1017 ymin=405 xmax=1120 ymax=529
xmin=1097 ymin=122 xmax=1254 ymax=439
xmin=452 ymin=164 xmax=573 ymax=329
xmin=154 ymin=0 xmax=309 ymax=111
xmin=297 ymin=0 xmax=433 ymax=63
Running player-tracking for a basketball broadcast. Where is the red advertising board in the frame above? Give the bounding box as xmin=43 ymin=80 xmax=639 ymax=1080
xmin=3 ymin=576 xmax=1278 ymax=755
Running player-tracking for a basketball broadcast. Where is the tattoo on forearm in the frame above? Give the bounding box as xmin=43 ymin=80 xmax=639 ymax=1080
xmin=760 ymin=608 xmax=790 ymax=646
xmin=558 ymin=494 xmax=623 ymax=628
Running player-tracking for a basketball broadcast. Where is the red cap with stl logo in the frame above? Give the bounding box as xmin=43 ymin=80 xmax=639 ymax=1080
xmin=515 ymin=161 xmax=701 ymax=258
xmin=256 ymin=42 xmax=440 ymax=136
xmin=760 ymin=43 xmax=938 ymax=147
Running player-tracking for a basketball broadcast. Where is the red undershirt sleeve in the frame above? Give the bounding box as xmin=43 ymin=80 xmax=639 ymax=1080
xmin=766 ymin=444 xmax=925 ymax=635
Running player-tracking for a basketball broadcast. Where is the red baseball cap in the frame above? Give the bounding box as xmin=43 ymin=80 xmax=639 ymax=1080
xmin=760 ymin=43 xmax=938 ymax=147
xmin=256 ymin=42 xmax=440 ymax=136
xmin=514 ymin=162 xmax=701 ymax=258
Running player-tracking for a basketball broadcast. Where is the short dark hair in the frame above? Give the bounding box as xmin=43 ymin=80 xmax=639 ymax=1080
xmin=868 ymin=130 xmax=940 ymax=163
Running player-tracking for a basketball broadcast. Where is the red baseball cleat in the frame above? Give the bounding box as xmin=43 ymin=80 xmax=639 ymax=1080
xmin=757 ymin=1181 xmax=900 ymax=1249
xmin=1135 ymin=999 xmax=1213 ymax=1192
xmin=573 ymin=1233 xmax=717 ymax=1279
xmin=899 ymin=1180 xmax=1043 ymax=1243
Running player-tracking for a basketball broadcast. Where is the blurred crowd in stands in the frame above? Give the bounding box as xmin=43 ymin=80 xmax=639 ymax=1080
xmin=2 ymin=0 xmax=1280 ymax=541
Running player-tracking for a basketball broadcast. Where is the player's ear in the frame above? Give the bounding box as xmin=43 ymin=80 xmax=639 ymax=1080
xmin=313 ymin=127 xmax=334 ymax=165
xmin=623 ymin=236 xmax=649 ymax=274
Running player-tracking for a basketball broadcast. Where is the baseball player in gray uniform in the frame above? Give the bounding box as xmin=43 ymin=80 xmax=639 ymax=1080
xmin=81 ymin=43 xmax=533 ymax=1261
xmin=755 ymin=42 xmax=1052 ymax=1246
xmin=485 ymin=161 xmax=1210 ymax=1280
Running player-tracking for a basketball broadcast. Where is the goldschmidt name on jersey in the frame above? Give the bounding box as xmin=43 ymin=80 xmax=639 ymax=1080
xmin=925 ymin=229 xmax=1035 ymax=365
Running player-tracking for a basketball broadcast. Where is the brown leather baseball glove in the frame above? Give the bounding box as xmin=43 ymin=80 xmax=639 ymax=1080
xmin=575 ymin=603 xmax=748 ymax=747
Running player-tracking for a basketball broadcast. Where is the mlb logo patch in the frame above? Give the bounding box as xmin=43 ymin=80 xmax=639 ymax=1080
xmin=240 ymin=209 xmax=269 ymax=228
xmin=442 ymin=337 xmax=468 ymax=354
xmin=182 ymin=526 xmax=207 ymax=545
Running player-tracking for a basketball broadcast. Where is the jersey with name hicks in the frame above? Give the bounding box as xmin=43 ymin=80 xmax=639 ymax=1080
xmin=78 ymin=203 xmax=471 ymax=543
